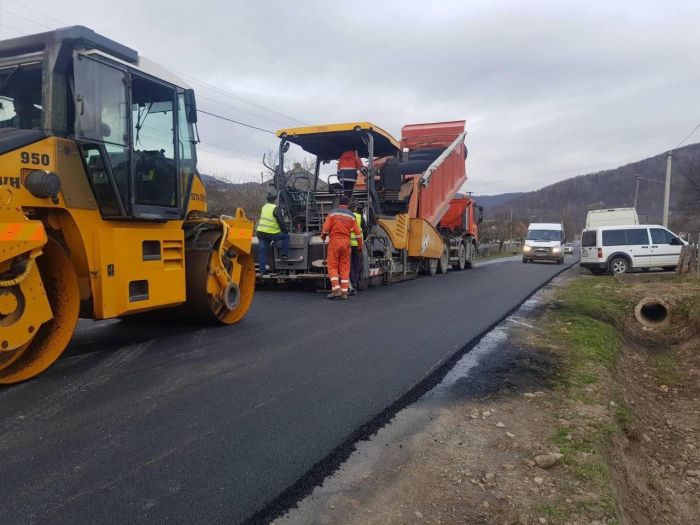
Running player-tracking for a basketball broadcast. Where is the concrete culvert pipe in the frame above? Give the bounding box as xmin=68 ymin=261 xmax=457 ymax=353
xmin=635 ymin=297 xmax=672 ymax=328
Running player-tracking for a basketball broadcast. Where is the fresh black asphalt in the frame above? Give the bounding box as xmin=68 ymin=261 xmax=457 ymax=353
xmin=0 ymin=255 xmax=577 ymax=524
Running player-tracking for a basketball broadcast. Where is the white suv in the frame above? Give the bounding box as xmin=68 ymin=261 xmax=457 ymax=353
xmin=580 ymin=224 xmax=686 ymax=275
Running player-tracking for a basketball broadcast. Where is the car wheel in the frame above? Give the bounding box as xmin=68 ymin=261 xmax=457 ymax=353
xmin=610 ymin=257 xmax=629 ymax=275
xmin=557 ymin=257 xmax=563 ymax=265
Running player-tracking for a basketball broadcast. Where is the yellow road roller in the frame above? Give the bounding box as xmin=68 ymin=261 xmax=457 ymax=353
xmin=0 ymin=26 xmax=255 ymax=383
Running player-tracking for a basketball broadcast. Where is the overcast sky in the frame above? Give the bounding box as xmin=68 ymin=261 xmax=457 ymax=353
xmin=3 ymin=0 xmax=699 ymax=194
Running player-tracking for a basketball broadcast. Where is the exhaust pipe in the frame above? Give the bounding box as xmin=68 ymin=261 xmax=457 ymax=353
xmin=634 ymin=297 xmax=672 ymax=328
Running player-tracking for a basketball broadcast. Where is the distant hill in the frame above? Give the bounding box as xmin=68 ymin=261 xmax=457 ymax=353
xmin=483 ymin=142 xmax=700 ymax=234
xmin=472 ymin=192 xmax=525 ymax=208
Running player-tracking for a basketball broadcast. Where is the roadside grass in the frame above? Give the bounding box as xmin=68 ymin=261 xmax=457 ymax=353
xmin=673 ymin=290 xmax=700 ymax=327
xmin=541 ymin=276 xmax=635 ymax=520
xmin=534 ymin=497 xmax=617 ymax=522
xmin=649 ymin=354 xmax=680 ymax=387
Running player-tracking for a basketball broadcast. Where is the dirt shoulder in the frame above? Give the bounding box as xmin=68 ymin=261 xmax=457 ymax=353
xmin=277 ymin=269 xmax=700 ymax=525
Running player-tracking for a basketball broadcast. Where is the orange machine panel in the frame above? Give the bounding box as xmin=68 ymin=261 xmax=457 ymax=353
xmin=401 ymin=121 xmax=467 ymax=227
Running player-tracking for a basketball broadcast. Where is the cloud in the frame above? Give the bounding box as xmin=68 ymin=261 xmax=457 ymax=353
xmin=17 ymin=0 xmax=700 ymax=193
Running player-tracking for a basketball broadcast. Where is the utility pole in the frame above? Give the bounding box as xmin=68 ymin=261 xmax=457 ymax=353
xmin=663 ymin=151 xmax=672 ymax=228
xmin=509 ymin=207 xmax=514 ymax=243
xmin=633 ymin=174 xmax=641 ymax=209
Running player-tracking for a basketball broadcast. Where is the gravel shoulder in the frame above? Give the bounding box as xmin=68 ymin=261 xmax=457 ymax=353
xmin=277 ymin=268 xmax=700 ymax=525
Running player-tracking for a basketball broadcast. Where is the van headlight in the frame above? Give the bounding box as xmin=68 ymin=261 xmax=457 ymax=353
xmin=552 ymin=247 xmax=561 ymax=253
xmin=523 ymin=245 xmax=532 ymax=252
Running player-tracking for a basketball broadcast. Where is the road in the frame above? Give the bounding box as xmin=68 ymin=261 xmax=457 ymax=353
xmin=0 ymin=255 xmax=578 ymax=524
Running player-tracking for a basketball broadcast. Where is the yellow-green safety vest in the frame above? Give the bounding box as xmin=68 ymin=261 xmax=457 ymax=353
xmin=350 ymin=212 xmax=362 ymax=247
xmin=257 ymin=203 xmax=282 ymax=234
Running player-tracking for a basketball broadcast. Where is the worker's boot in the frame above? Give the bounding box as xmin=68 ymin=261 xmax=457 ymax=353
xmin=340 ymin=293 xmax=348 ymax=300
xmin=327 ymin=290 xmax=342 ymax=299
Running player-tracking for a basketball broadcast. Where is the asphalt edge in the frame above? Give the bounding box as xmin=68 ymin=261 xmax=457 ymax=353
xmin=243 ymin=260 xmax=579 ymax=524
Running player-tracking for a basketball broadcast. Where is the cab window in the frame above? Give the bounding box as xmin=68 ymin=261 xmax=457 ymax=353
xmin=0 ymin=62 xmax=43 ymax=130
xmin=177 ymin=93 xmax=196 ymax=211
xmin=132 ymin=76 xmax=177 ymax=208
xmin=73 ymin=55 xmax=129 ymax=216
xmin=650 ymin=228 xmax=674 ymax=244
xmin=73 ymin=56 xmax=128 ymax=146
xmin=625 ymin=229 xmax=649 ymax=246
xmin=581 ymin=230 xmax=596 ymax=247
xmin=81 ymin=144 xmax=122 ymax=217
xmin=602 ymin=229 xmax=626 ymax=246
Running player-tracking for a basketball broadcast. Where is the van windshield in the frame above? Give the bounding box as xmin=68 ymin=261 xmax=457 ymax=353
xmin=527 ymin=229 xmax=562 ymax=241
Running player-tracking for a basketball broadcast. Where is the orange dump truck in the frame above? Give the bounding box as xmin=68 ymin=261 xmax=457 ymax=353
xmin=394 ymin=121 xmax=483 ymax=273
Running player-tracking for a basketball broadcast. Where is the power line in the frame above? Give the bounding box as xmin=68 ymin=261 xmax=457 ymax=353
xmin=142 ymin=124 xmax=262 ymax=158
xmin=197 ymin=147 xmax=264 ymax=165
xmin=4 ymin=1 xmax=309 ymax=129
xmin=673 ymin=121 xmax=700 ymax=151
xmin=138 ymin=132 xmax=264 ymax=166
xmin=641 ymin=120 xmax=700 ymax=184
xmin=0 ymin=22 xmax=27 ymax=35
xmin=8 ymin=0 xmax=67 ymax=26
xmin=197 ymin=93 xmax=291 ymax=127
xmin=2 ymin=8 xmax=52 ymax=29
xmin=468 ymin=156 xmax=645 ymax=187
xmin=162 ymin=64 xmax=310 ymax=126
xmin=197 ymin=109 xmax=276 ymax=134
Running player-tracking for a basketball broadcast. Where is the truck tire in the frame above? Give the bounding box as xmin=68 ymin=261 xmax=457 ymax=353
xmin=399 ymin=159 xmax=433 ymax=176
xmin=408 ymin=148 xmax=445 ymax=161
xmin=452 ymin=242 xmax=466 ymax=271
xmin=465 ymin=242 xmax=476 ymax=269
xmin=438 ymin=243 xmax=449 ymax=274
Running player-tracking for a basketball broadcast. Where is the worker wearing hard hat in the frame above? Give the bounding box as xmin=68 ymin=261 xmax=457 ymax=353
xmin=257 ymin=195 xmax=290 ymax=276
xmin=337 ymin=150 xmax=365 ymax=197
xmin=321 ymin=195 xmax=363 ymax=299
xmin=348 ymin=200 xmax=367 ymax=296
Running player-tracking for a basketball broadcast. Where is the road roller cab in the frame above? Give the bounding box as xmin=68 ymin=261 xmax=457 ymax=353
xmin=0 ymin=26 xmax=255 ymax=383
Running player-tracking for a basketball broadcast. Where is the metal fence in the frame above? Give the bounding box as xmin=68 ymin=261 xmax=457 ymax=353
xmin=477 ymin=242 xmax=522 ymax=257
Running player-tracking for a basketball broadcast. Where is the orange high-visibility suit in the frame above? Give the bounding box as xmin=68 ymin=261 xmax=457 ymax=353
xmin=322 ymin=205 xmax=363 ymax=295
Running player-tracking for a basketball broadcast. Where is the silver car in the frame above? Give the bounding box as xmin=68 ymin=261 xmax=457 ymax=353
xmin=564 ymin=243 xmax=574 ymax=254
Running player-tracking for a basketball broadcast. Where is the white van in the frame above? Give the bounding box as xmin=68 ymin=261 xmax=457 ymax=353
xmin=523 ymin=223 xmax=566 ymax=264
xmin=586 ymin=208 xmax=639 ymax=229
xmin=580 ymin=224 xmax=686 ymax=274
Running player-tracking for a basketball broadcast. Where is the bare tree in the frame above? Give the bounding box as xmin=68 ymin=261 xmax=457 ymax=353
xmin=204 ymin=172 xmax=267 ymax=221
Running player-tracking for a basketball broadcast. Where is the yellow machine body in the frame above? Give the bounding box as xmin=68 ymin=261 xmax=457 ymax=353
xmin=0 ymin=27 xmax=255 ymax=383
xmin=0 ymin=136 xmax=255 ymax=383
xmin=377 ymin=214 xmax=409 ymax=251
xmin=407 ymin=218 xmax=443 ymax=259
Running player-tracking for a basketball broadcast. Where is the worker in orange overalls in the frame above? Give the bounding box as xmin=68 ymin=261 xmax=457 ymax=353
xmin=337 ymin=150 xmax=365 ymax=197
xmin=321 ymin=196 xmax=363 ymax=299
